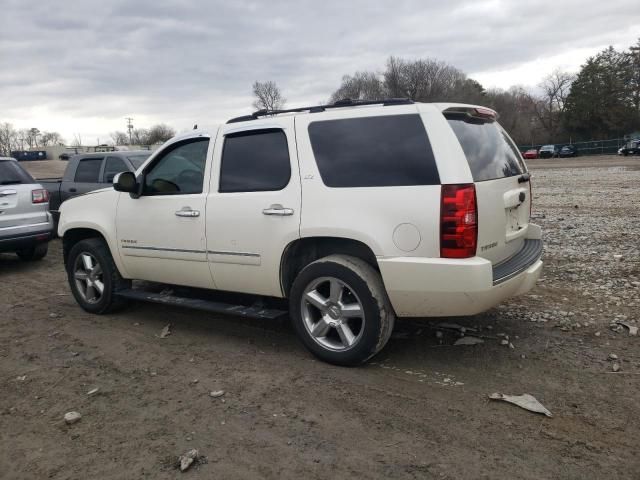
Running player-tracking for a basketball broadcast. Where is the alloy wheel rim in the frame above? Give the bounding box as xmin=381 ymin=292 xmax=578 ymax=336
xmin=73 ymin=252 xmax=104 ymax=304
xmin=301 ymin=276 xmax=365 ymax=351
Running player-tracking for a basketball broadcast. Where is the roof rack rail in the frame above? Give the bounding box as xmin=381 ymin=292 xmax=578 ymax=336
xmin=226 ymin=98 xmax=414 ymax=124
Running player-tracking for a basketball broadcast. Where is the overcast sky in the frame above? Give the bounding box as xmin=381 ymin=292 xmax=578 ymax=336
xmin=1 ymin=0 xmax=639 ymax=144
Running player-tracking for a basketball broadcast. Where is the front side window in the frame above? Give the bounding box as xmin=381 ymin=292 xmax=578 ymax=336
xmin=143 ymin=138 xmax=209 ymax=195
xmin=75 ymin=158 xmax=103 ymax=183
xmin=308 ymin=114 xmax=440 ymax=188
xmin=219 ymin=129 xmax=291 ymax=193
xmin=103 ymin=157 xmax=128 ymax=183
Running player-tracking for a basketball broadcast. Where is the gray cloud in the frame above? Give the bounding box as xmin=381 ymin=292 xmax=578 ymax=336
xmin=1 ymin=0 xmax=639 ymax=140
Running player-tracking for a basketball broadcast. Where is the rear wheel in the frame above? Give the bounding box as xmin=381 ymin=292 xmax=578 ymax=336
xmin=289 ymin=255 xmax=395 ymax=366
xmin=16 ymin=243 xmax=48 ymax=261
xmin=66 ymin=238 xmax=130 ymax=314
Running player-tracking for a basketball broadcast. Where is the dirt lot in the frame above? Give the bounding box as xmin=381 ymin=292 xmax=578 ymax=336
xmin=2 ymin=156 xmax=639 ymax=479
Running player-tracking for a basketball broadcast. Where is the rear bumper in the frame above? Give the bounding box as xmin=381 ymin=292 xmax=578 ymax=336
xmin=0 ymin=215 xmax=54 ymax=253
xmin=378 ymin=228 xmax=543 ymax=317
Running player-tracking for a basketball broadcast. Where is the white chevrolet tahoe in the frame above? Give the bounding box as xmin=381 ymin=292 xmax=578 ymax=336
xmin=58 ymin=99 xmax=542 ymax=365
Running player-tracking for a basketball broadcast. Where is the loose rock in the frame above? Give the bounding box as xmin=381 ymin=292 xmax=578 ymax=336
xmin=160 ymin=324 xmax=172 ymax=338
xmin=64 ymin=411 xmax=82 ymax=425
xmin=210 ymin=390 xmax=225 ymax=398
xmin=178 ymin=448 xmax=199 ymax=472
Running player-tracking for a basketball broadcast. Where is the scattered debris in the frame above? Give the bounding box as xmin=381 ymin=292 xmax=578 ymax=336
xmin=616 ymin=322 xmax=638 ymax=336
xmin=613 ymin=254 xmax=623 ymax=261
xmin=16 ymin=375 xmax=26 ymax=381
xmin=191 ymin=379 xmax=199 ymax=384
xmin=453 ymin=336 xmax=484 ymax=346
xmin=48 ymin=312 xmax=59 ymax=318
xmin=612 ymin=363 xmax=621 ymax=372
xmin=489 ymin=393 xmax=552 ymax=417
xmin=64 ymin=411 xmax=82 ymax=425
xmin=178 ymin=448 xmax=199 ymax=472
xmin=160 ymin=324 xmax=172 ymax=339
xmin=594 ymin=331 xmax=601 ymax=337
xmin=210 ymin=390 xmax=225 ymax=398
xmin=87 ymin=388 xmax=99 ymax=396
xmin=500 ymin=339 xmax=509 ymax=346
xmin=608 ymin=353 xmax=618 ymax=361
xmin=436 ymin=322 xmax=477 ymax=333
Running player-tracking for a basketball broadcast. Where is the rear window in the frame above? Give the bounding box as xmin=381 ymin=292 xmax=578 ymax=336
xmin=308 ymin=114 xmax=440 ymax=188
xmin=0 ymin=160 xmax=34 ymax=185
xmin=446 ymin=116 xmax=526 ymax=182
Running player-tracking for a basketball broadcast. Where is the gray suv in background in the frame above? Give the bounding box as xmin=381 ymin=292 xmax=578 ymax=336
xmin=0 ymin=157 xmax=53 ymax=261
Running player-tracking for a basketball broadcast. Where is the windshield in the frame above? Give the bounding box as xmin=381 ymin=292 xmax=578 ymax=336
xmin=446 ymin=115 xmax=527 ymax=182
xmin=127 ymin=154 xmax=151 ymax=168
xmin=0 ymin=160 xmax=35 ymax=185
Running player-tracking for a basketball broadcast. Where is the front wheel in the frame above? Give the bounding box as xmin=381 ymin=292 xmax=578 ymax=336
xmin=66 ymin=238 xmax=130 ymax=314
xmin=289 ymin=255 xmax=395 ymax=366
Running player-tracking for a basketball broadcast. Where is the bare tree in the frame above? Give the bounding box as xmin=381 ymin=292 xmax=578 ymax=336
xmin=110 ymin=131 xmax=129 ymax=146
xmin=71 ymin=134 xmax=83 ymax=148
xmin=40 ymin=131 xmax=64 ymax=147
xmin=145 ymin=124 xmax=176 ymax=144
xmin=531 ymin=69 xmax=575 ymax=142
xmin=0 ymin=122 xmax=19 ymax=156
xmin=252 ymin=80 xmax=286 ymax=111
xmin=329 ymin=71 xmax=385 ymax=103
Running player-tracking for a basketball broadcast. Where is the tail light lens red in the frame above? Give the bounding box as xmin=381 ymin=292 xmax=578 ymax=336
xmin=32 ymin=189 xmax=49 ymax=204
xmin=440 ymin=184 xmax=477 ymax=258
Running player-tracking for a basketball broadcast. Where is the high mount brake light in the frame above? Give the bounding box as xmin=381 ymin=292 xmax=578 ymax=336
xmin=440 ymin=184 xmax=478 ymax=259
xmin=473 ymin=107 xmax=497 ymax=119
xmin=32 ymin=189 xmax=49 ymax=204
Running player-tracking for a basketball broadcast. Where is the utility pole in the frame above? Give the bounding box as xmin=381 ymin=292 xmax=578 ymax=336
xmin=126 ymin=117 xmax=134 ymax=145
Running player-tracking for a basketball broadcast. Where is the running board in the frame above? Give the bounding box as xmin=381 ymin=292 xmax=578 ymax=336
xmin=116 ymin=288 xmax=288 ymax=320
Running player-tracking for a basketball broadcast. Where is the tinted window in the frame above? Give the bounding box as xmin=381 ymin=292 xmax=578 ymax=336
xmin=0 ymin=160 xmax=34 ymax=185
xmin=308 ymin=114 xmax=439 ymax=188
xmin=144 ymin=139 xmax=209 ymax=195
xmin=446 ymin=116 xmax=526 ymax=182
xmin=127 ymin=154 xmax=150 ymax=168
xmin=219 ymin=129 xmax=290 ymax=192
xmin=74 ymin=158 xmax=103 ymax=183
xmin=103 ymin=157 xmax=128 ymax=183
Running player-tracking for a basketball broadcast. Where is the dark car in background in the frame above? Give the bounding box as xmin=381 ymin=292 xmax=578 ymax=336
xmin=38 ymin=151 xmax=151 ymax=224
xmin=618 ymin=140 xmax=640 ymax=156
xmin=559 ymin=145 xmax=578 ymax=157
xmin=538 ymin=145 xmax=559 ymax=158
xmin=0 ymin=157 xmax=53 ymax=260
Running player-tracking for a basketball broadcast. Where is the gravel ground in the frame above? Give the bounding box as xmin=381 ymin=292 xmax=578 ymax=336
xmin=1 ymin=155 xmax=638 ymax=479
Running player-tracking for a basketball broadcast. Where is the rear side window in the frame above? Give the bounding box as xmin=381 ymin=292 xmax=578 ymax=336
xmin=75 ymin=158 xmax=103 ymax=183
xmin=0 ymin=160 xmax=34 ymax=185
xmin=308 ymin=114 xmax=439 ymax=188
xmin=446 ymin=116 xmax=526 ymax=182
xmin=219 ymin=129 xmax=291 ymax=193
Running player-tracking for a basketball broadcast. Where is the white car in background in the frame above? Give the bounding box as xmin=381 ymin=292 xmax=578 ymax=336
xmin=58 ymin=99 xmax=542 ymax=365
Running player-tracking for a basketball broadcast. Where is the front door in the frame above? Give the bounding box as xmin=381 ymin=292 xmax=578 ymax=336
xmin=206 ymin=119 xmax=301 ymax=297
xmin=115 ymin=135 xmax=215 ymax=289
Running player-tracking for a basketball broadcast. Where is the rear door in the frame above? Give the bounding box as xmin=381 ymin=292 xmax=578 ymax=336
xmin=0 ymin=160 xmax=48 ymax=230
xmin=444 ymin=109 xmax=531 ymax=265
xmin=206 ymin=118 xmax=301 ymax=297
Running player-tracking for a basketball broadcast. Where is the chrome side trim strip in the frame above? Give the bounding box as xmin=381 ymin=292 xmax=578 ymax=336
xmin=122 ymin=245 xmax=206 ymax=254
xmin=207 ymin=250 xmax=260 ymax=258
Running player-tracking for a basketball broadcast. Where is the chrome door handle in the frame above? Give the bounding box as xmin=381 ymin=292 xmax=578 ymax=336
xmin=262 ymin=204 xmax=294 ymax=216
xmin=0 ymin=189 xmax=17 ymax=197
xmin=175 ymin=208 xmax=200 ymax=217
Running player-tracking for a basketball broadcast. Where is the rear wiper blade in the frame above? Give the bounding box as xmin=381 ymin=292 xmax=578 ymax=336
xmin=517 ymin=173 xmax=531 ymax=184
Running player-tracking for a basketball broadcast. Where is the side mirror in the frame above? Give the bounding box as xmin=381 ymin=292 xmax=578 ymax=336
xmin=113 ymin=171 xmax=138 ymax=193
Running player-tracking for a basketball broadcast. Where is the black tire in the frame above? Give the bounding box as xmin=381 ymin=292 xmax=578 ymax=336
xmin=289 ymin=255 xmax=395 ymax=366
xmin=66 ymin=237 xmax=131 ymax=314
xmin=16 ymin=243 xmax=48 ymax=261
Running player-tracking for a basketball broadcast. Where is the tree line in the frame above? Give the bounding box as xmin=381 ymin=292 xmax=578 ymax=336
xmin=255 ymin=38 xmax=640 ymax=146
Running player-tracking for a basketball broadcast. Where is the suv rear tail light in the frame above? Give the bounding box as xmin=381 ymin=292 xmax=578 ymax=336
xmin=440 ymin=184 xmax=477 ymax=258
xmin=32 ymin=189 xmax=49 ymax=204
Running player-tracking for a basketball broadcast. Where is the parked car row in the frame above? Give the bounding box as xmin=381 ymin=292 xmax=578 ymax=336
xmin=522 ymin=144 xmax=579 ymax=159
xmin=618 ymin=140 xmax=640 ymax=156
